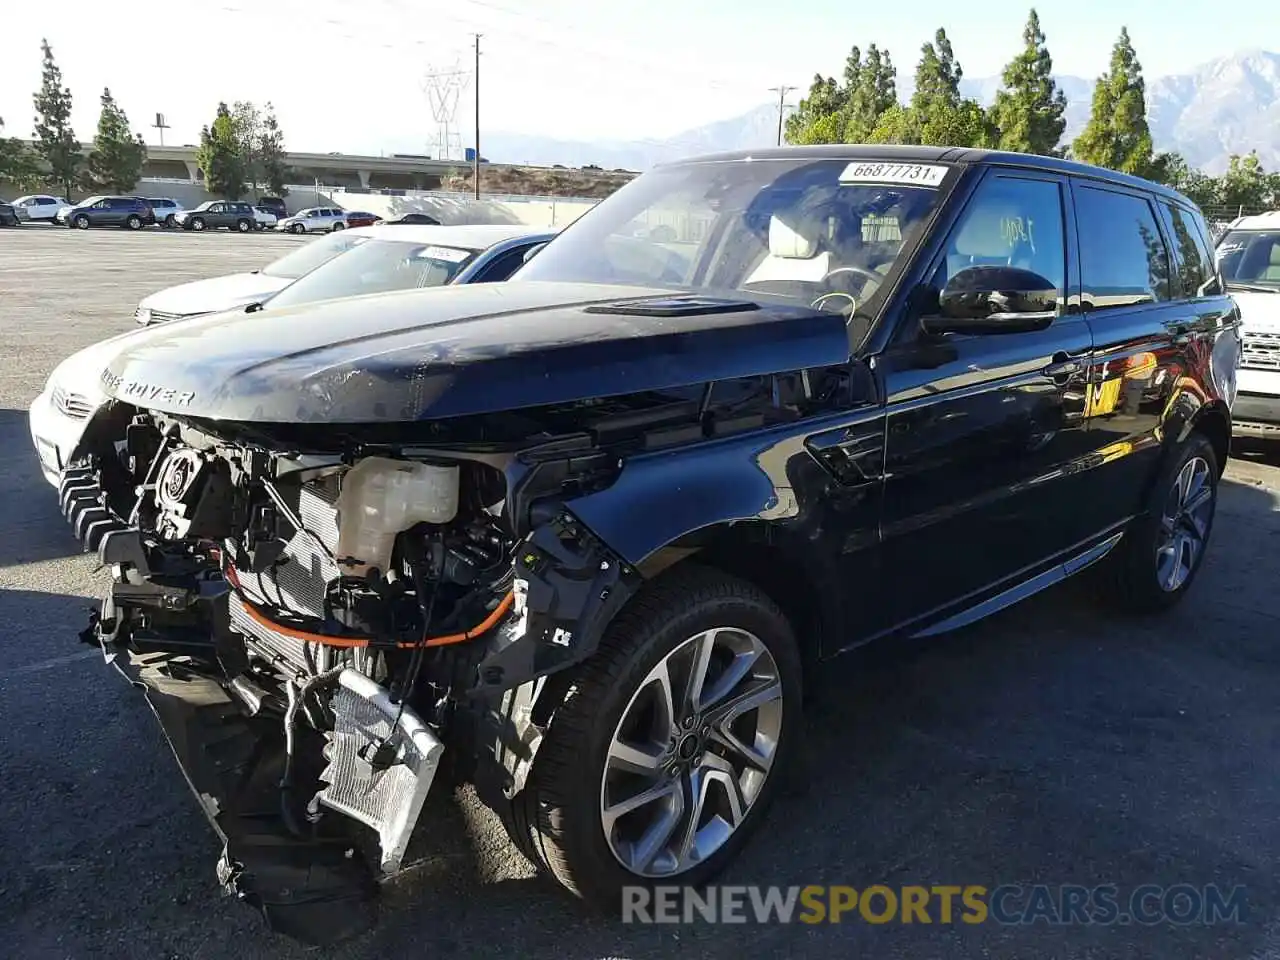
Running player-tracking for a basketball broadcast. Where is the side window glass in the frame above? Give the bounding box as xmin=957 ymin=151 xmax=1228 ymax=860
xmin=1076 ymin=186 xmax=1171 ymax=311
xmin=936 ymin=175 xmax=1065 ymax=297
xmin=1159 ymin=201 xmax=1221 ymax=298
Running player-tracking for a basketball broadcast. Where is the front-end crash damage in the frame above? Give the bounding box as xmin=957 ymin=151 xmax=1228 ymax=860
xmin=68 ymin=404 xmax=654 ymax=941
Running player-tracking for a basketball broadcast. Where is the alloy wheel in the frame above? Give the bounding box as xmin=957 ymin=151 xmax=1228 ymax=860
xmin=1156 ymin=455 xmax=1214 ymax=592
xmin=600 ymin=627 xmax=784 ymax=878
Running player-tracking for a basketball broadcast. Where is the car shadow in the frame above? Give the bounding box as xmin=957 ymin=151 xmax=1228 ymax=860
xmin=0 ymin=409 xmax=85 ymax=568
xmin=2 ymin=463 xmax=1277 ymax=959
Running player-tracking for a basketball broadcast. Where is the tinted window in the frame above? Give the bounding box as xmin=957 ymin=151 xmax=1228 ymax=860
xmin=1075 ymin=186 xmax=1171 ymax=311
xmin=1159 ymin=201 xmax=1222 ymax=298
xmin=936 ymin=174 xmax=1065 ymax=295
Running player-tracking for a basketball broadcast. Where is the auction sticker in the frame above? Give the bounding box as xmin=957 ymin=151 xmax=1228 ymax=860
xmin=839 ymin=162 xmax=949 ymax=187
xmin=415 ymin=245 xmax=472 ymax=262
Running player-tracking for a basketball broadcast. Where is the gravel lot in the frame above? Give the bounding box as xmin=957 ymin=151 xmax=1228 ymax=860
xmin=2 ymin=226 xmax=1280 ymax=959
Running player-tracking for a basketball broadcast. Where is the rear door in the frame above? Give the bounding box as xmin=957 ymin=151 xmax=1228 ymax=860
xmin=876 ymin=166 xmax=1097 ymax=633
xmin=1068 ymin=181 xmax=1191 ymax=533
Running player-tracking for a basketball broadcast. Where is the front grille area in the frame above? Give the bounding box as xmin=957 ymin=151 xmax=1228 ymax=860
xmin=51 ymin=385 xmax=94 ymax=420
xmin=135 ymin=306 xmax=205 ymax=324
xmin=1242 ymin=331 xmax=1280 ymax=371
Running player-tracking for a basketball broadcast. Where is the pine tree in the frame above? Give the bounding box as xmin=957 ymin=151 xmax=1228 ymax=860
xmin=844 ymin=45 xmax=898 ymax=142
xmin=31 ymin=39 xmax=80 ymax=200
xmin=908 ymin=29 xmax=995 ymax=148
xmin=85 ymin=88 xmax=146 ymax=192
xmin=1073 ymin=28 xmax=1154 ymax=177
xmin=991 ymin=9 xmax=1067 ymax=156
xmin=196 ymin=102 xmax=247 ymax=199
xmin=257 ymin=103 xmax=289 ymax=196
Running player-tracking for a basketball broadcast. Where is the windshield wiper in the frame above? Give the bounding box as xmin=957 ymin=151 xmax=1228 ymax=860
xmin=1226 ymin=281 xmax=1280 ymax=294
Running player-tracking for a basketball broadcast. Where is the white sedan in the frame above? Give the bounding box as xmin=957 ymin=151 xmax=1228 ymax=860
xmin=11 ymin=194 xmax=69 ymax=223
xmin=29 ymin=223 xmax=554 ymax=486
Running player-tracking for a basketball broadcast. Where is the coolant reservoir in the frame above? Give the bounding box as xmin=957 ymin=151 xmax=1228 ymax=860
xmin=333 ymin=457 xmax=460 ymax=577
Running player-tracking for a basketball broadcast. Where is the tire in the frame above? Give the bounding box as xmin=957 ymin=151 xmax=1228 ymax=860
xmin=290 ymin=222 xmax=305 ymax=234
xmin=164 ymin=214 xmax=176 ymax=229
xmin=73 ymin=214 xmax=90 ymax=230
xmin=190 ymin=217 xmax=206 ymax=231
xmin=125 ymin=214 xmax=142 ymax=230
xmin=1093 ymin=430 xmax=1219 ymax=613
xmin=236 ymin=218 xmax=251 ymax=233
xmin=331 ymin=221 xmax=345 ymax=231
xmin=502 ymin=565 xmax=802 ymax=913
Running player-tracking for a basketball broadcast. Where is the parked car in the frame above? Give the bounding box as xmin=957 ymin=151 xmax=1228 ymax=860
xmin=381 ymin=211 xmax=441 ymax=226
xmin=29 ymin=224 xmax=551 ymax=486
xmin=344 ymin=210 xmax=381 ymax=227
xmin=276 ymin=206 xmax=348 ymax=233
xmin=256 ymin=196 xmax=288 ymax=221
xmin=175 ymin=200 xmax=259 ymax=233
xmin=1215 ymin=210 xmax=1280 ymax=439
xmin=252 ymin=206 xmax=279 ymax=230
xmin=56 ymin=196 xmax=156 ymax=229
xmin=146 ymin=197 xmax=185 ymax=228
xmin=0 ymin=199 xmax=20 ymax=226
xmin=55 ymin=146 xmax=1239 ymax=942
xmin=10 ymin=194 xmax=68 ymax=222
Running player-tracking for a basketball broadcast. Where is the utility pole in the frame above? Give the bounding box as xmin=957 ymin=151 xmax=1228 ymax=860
xmin=473 ymin=33 xmax=482 ymax=199
xmin=768 ymin=85 xmax=797 ymax=146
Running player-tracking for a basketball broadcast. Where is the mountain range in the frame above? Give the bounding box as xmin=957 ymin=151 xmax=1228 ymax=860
xmin=484 ymin=49 xmax=1280 ymax=174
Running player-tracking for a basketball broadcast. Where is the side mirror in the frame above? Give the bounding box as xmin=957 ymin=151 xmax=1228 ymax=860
xmin=921 ymin=265 xmax=1059 ymax=335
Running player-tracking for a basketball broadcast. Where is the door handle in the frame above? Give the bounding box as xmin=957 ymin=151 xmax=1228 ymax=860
xmin=1043 ymin=352 xmax=1084 ymax=378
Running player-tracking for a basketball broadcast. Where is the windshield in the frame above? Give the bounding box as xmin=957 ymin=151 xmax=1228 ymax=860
xmin=1217 ymin=229 xmax=1280 ymax=290
xmin=513 ymin=157 xmax=948 ymax=317
xmin=260 ymin=231 xmax=369 ymax=279
xmin=266 ymin=239 xmax=478 ymax=309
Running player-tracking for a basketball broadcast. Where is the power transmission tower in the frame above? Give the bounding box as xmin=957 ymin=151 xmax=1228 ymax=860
xmin=422 ymin=61 xmax=470 ymax=162
xmin=473 ymin=33 xmax=482 ymax=200
xmin=768 ymin=85 xmax=797 ymax=146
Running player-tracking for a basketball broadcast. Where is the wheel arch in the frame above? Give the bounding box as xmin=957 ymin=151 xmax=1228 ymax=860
xmin=1188 ymin=401 xmax=1231 ymax=477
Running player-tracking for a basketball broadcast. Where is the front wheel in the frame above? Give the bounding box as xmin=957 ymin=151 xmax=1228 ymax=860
xmin=290 ymin=222 xmax=305 ymax=234
xmin=503 ymin=566 xmax=802 ymax=911
xmin=73 ymin=214 xmax=90 ymax=230
xmin=190 ymin=217 xmax=206 ymax=231
xmin=1093 ymin=430 xmax=1219 ymax=612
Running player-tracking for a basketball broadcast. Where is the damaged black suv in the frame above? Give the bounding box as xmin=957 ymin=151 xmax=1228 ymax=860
xmin=62 ymin=145 xmax=1241 ymax=942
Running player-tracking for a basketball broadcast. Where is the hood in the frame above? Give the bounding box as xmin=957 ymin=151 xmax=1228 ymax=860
xmin=100 ymin=281 xmax=852 ymax=424
xmin=46 ymin=321 xmax=188 ymax=403
xmin=1231 ymin=289 xmax=1280 ymax=334
xmin=139 ymin=272 xmax=294 ymax=316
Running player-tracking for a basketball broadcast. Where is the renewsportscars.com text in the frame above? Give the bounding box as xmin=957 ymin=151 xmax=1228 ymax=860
xmin=622 ymin=884 xmax=1247 ymax=926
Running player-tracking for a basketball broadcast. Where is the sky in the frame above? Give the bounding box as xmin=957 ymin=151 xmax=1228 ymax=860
xmin=0 ymin=0 xmax=1271 ymax=156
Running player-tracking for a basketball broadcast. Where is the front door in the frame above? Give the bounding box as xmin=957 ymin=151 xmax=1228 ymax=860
xmin=875 ymin=168 xmax=1097 ymax=633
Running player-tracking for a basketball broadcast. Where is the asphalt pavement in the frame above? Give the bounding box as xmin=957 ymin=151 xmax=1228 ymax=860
xmin=1 ymin=226 xmax=1279 ymax=959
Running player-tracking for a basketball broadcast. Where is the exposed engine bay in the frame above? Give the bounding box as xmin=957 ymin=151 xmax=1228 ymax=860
xmin=71 ymin=407 xmax=643 ymax=942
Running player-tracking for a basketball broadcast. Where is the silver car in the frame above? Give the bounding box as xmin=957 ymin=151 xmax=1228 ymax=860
xmin=277 ymin=206 xmax=348 ymax=234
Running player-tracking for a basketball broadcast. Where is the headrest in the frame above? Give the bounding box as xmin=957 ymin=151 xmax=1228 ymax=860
xmin=952 ymin=204 xmax=1023 ymax=259
xmin=769 ymin=214 xmax=819 ymax=259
